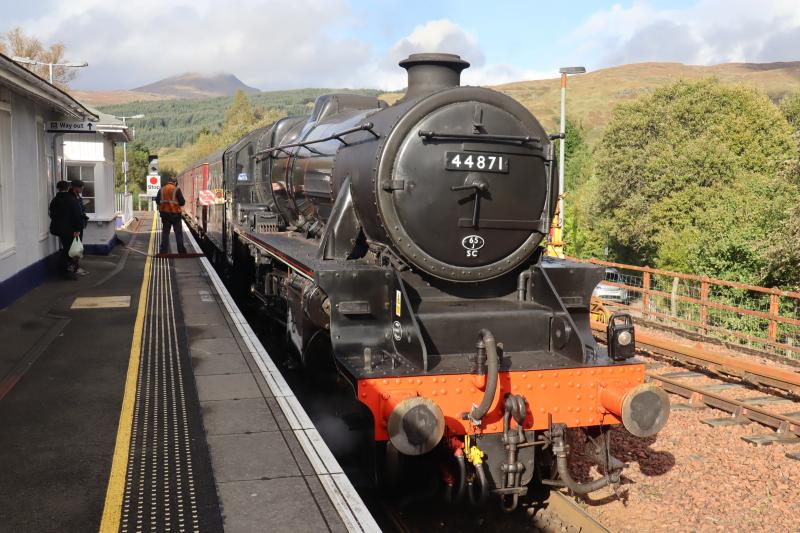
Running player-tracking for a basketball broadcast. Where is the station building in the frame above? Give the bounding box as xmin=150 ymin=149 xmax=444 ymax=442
xmin=58 ymin=109 xmax=132 ymax=253
xmin=0 ymin=54 xmax=131 ymax=308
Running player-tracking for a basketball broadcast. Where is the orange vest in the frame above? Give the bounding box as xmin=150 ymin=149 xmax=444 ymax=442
xmin=159 ymin=183 xmax=182 ymax=214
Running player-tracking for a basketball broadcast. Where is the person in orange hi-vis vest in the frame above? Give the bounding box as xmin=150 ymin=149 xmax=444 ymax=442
xmin=154 ymin=176 xmax=187 ymax=255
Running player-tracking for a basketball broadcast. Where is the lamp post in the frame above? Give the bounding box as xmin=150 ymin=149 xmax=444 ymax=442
xmin=542 ymin=65 xmax=587 ymax=259
xmin=557 ymin=66 xmax=585 ymax=231
xmin=116 ymin=114 xmax=145 ymax=195
xmin=11 ymin=56 xmax=88 ymax=84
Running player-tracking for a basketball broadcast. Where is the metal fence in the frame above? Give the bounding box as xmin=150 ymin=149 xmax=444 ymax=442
xmin=114 ymin=192 xmax=134 ymax=227
xmin=137 ymin=194 xmax=154 ymax=212
xmin=572 ymin=257 xmax=800 ymax=359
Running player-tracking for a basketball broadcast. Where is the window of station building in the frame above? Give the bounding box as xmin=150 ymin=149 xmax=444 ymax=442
xmin=67 ymin=164 xmax=96 ymax=214
xmin=0 ymin=106 xmax=13 ymax=253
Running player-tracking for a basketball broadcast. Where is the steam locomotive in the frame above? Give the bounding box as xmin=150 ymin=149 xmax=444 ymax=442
xmin=178 ymin=53 xmax=669 ymax=510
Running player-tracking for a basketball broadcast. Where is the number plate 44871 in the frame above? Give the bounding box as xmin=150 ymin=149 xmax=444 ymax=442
xmin=445 ymin=151 xmax=509 ymax=173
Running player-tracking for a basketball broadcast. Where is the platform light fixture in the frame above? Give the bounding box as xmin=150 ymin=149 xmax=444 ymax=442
xmin=115 ymin=114 xmax=146 ymax=195
xmin=11 ymin=56 xmax=89 ymax=84
xmin=557 ymin=65 xmax=586 ymax=232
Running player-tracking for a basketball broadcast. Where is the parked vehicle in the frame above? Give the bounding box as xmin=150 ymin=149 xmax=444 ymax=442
xmin=593 ymin=267 xmax=631 ymax=304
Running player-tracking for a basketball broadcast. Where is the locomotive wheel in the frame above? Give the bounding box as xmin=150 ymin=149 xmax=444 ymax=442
xmin=298 ymin=331 xmax=340 ymax=391
xmin=229 ymin=236 xmax=254 ymax=298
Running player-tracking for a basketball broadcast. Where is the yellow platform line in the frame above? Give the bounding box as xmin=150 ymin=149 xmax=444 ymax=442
xmin=99 ymin=214 xmax=157 ymax=533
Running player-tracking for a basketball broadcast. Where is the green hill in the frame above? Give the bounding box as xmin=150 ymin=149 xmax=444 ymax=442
xmin=98 ymin=88 xmax=384 ymax=150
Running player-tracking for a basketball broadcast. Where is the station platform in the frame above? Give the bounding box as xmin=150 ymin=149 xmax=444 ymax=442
xmin=0 ymin=213 xmax=379 ymax=533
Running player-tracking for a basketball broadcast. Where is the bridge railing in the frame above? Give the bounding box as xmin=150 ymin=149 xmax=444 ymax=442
xmin=570 ymin=257 xmax=800 ymax=359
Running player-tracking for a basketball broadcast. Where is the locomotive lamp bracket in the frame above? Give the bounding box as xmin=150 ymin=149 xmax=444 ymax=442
xmin=607 ymin=312 xmax=635 ymax=360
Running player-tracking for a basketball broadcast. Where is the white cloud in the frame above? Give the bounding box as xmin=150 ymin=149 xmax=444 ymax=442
xmin=12 ymin=0 xmax=372 ymax=90
xmin=4 ymin=4 xmax=551 ymax=91
xmin=572 ymin=0 xmax=800 ymax=67
xmin=368 ymin=19 xmax=552 ymax=91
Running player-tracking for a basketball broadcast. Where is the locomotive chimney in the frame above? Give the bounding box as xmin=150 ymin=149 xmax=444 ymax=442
xmin=398 ymin=53 xmax=470 ymax=102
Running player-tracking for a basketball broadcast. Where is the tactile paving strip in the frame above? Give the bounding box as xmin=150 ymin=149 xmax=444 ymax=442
xmin=120 ymin=226 xmax=222 ymax=533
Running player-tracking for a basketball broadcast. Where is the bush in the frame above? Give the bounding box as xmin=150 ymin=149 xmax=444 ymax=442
xmin=589 ymin=78 xmax=798 ymax=284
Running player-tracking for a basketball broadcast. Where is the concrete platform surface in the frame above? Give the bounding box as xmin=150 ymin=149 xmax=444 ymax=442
xmin=0 ymin=213 xmax=378 ymax=533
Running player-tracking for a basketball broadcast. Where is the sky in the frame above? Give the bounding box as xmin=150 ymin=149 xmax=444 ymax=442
xmin=1 ymin=0 xmax=799 ymax=91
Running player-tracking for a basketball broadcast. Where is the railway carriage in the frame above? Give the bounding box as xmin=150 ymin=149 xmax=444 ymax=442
xmin=178 ymin=53 xmax=669 ymax=509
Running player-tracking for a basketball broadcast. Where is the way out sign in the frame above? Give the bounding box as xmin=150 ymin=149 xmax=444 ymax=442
xmin=146 ymin=174 xmax=161 ymax=197
xmin=46 ymin=120 xmax=96 ymax=133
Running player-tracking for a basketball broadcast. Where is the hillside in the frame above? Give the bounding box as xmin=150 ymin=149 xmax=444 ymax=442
xmin=98 ymin=60 xmax=800 ymax=160
xmin=69 ymin=89 xmax=174 ymax=107
xmin=377 ymin=61 xmax=800 ymax=144
xmin=493 ymin=61 xmax=800 ymax=143
xmin=99 ymin=88 xmax=384 ymax=151
xmin=133 ymin=72 xmax=259 ymax=99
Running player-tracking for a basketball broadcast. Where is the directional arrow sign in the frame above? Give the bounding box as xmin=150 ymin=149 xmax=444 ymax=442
xmin=46 ymin=120 xmax=96 ymax=133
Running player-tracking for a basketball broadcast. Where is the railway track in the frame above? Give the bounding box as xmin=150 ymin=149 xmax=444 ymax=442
xmin=379 ymin=490 xmax=610 ymax=533
xmin=590 ymin=321 xmax=800 ymax=396
xmin=592 ymin=321 xmax=800 ymax=450
xmin=531 ymin=491 xmax=612 ymax=533
xmin=647 ymin=373 xmax=800 ymax=447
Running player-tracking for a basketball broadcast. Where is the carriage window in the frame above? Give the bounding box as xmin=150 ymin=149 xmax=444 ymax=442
xmin=235 ymin=145 xmax=253 ymax=182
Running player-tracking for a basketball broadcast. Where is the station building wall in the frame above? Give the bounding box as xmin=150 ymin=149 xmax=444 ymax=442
xmin=0 ymin=86 xmax=60 ymax=308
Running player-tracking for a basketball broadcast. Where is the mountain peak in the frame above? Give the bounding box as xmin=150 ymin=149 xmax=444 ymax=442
xmin=133 ymin=72 xmax=259 ymax=99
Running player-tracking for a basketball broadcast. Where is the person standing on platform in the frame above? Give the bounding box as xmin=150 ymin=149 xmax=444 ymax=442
xmin=49 ymin=180 xmax=83 ymax=279
xmin=155 ymin=176 xmax=187 ymax=255
xmin=70 ymin=179 xmax=90 ymax=276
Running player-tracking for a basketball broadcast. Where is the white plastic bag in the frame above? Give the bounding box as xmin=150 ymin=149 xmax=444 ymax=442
xmin=68 ymin=237 xmax=84 ymax=259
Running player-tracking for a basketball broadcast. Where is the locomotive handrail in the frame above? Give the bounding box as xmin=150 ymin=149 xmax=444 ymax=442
xmin=254 ymin=122 xmax=380 ymax=158
xmin=418 ymin=130 xmax=541 ymax=145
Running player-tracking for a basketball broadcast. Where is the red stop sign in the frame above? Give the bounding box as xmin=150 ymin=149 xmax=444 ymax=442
xmin=149 ymin=176 xmax=158 ymax=184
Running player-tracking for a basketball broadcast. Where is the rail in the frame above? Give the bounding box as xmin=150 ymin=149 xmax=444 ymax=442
xmin=590 ymin=326 xmax=800 ymax=447
xmin=649 ymin=374 xmax=800 ymax=438
xmin=573 ymin=256 xmax=800 ymax=359
xmin=590 ymin=321 xmax=800 ymax=396
xmin=533 ymin=491 xmax=612 ymax=532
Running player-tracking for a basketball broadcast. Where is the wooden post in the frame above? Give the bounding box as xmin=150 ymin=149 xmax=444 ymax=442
xmin=670 ymin=277 xmax=679 ymax=318
xmin=768 ymin=290 xmax=780 ymax=341
xmin=700 ymin=278 xmax=709 ymax=334
xmin=642 ymin=271 xmax=651 ymax=319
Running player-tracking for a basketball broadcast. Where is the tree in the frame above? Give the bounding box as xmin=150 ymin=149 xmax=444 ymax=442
xmin=780 ymin=90 xmax=800 ymax=134
xmin=1 ymin=27 xmax=78 ymax=88
xmin=767 ymin=160 xmax=800 ymax=289
xmin=113 ymin=142 xmax=151 ymax=195
xmin=221 ymin=90 xmax=260 ymax=144
xmin=160 ymin=93 xmax=284 ymax=171
xmin=590 ymin=78 xmax=798 ymax=283
xmin=559 ymin=119 xmax=599 ymax=257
